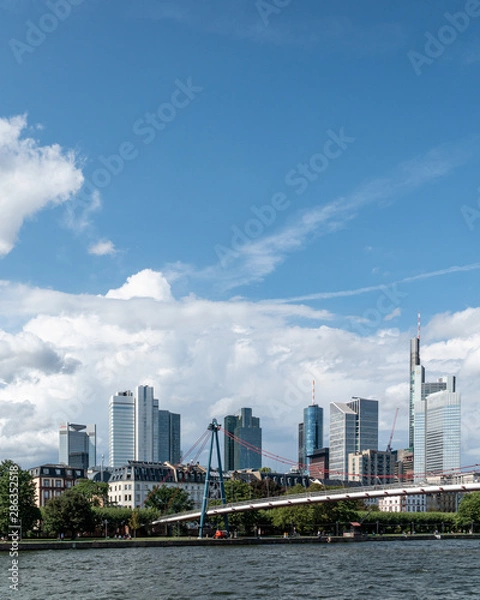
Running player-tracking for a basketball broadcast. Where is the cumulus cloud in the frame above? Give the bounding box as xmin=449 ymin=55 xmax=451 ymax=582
xmin=0 ymin=114 xmax=84 ymax=256
xmin=0 ymin=270 xmax=479 ymax=469
xmin=105 ymin=269 xmax=173 ymax=301
xmin=88 ymin=240 xmax=117 ymax=256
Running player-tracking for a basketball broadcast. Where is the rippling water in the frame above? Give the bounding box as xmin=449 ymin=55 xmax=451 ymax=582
xmin=1 ymin=540 xmax=479 ymax=599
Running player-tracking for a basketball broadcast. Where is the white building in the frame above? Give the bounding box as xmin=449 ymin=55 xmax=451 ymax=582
xmin=379 ymin=494 xmax=426 ymax=513
xmin=108 ymin=462 xmax=206 ymax=509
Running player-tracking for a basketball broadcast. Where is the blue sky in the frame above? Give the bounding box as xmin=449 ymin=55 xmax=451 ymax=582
xmin=1 ymin=0 xmax=480 ymax=469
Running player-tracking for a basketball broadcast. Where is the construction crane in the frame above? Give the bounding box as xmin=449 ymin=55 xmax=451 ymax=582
xmin=386 ymin=408 xmax=399 ymax=453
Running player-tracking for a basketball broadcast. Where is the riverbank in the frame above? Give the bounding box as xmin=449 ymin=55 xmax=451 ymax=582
xmin=2 ymin=533 xmax=479 ymax=551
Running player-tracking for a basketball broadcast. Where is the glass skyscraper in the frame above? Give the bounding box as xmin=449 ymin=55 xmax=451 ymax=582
xmin=158 ymin=409 xmax=181 ymax=464
xmin=298 ymin=404 xmax=323 ymax=470
xmin=411 ymin=333 xmax=461 ymax=481
xmin=224 ymin=408 xmax=262 ymax=470
xmin=59 ymin=423 xmax=96 ymax=470
xmin=329 ymin=398 xmax=378 ymax=480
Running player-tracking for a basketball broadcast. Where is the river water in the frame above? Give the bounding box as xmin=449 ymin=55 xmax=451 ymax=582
xmin=1 ymin=539 xmax=479 ymax=599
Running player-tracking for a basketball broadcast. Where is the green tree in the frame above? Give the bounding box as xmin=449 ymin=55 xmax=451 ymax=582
xmin=42 ymin=489 xmax=95 ymax=539
xmin=0 ymin=460 xmax=41 ymax=537
xmin=73 ymin=479 xmax=109 ymax=507
xmin=457 ymin=492 xmax=480 ymax=527
xmin=144 ymin=485 xmax=193 ymax=515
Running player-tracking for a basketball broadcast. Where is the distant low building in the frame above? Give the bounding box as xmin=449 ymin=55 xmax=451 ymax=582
xmin=108 ymin=461 xmax=206 ymax=509
xmin=29 ymin=464 xmax=85 ymax=507
xmin=378 ymin=493 xmax=426 ymax=513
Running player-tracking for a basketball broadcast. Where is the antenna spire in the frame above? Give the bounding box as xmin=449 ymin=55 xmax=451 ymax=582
xmin=312 ymin=379 xmax=315 ymax=405
xmin=417 ymin=311 xmax=421 ymax=340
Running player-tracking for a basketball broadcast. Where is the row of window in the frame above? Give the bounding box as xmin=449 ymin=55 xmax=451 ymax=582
xmin=41 ymin=479 xmax=73 ymax=488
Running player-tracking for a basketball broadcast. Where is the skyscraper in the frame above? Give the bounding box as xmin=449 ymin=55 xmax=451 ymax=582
xmin=135 ymin=385 xmax=159 ymax=463
xmin=59 ymin=423 xmax=96 ymax=470
xmin=414 ymin=375 xmax=460 ymax=479
xmin=109 ymin=390 xmax=135 ymax=468
xmin=158 ymin=409 xmax=181 ymax=464
xmin=410 ymin=330 xmax=461 ymax=480
xmin=298 ymin=404 xmax=323 ymax=470
xmin=109 ymin=385 xmax=181 ymax=468
xmin=224 ymin=408 xmax=262 ymax=470
xmin=329 ymin=397 xmax=378 ymax=479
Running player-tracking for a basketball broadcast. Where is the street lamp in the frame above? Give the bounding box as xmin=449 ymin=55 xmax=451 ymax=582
xmin=104 ymin=519 xmax=108 ymax=540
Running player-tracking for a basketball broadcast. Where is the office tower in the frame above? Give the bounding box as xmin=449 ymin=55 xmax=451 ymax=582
xmin=109 ymin=391 xmax=135 ymax=468
xmin=109 ymin=386 xmax=181 ymax=468
xmin=409 ymin=335 xmax=421 ymax=450
xmin=59 ymin=423 xmax=96 ymax=470
xmin=158 ymin=409 xmax=181 ymax=464
xmin=223 ymin=408 xmax=262 ymax=470
xmin=329 ymin=397 xmax=378 ymax=480
xmin=298 ymin=404 xmax=323 ymax=470
xmin=414 ymin=375 xmax=461 ymax=479
xmin=135 ymin=385 xmax=159 ymax=463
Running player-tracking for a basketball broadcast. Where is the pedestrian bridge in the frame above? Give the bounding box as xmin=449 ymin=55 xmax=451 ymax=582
xmin=152 ymin=481 xmax=480 ymax=525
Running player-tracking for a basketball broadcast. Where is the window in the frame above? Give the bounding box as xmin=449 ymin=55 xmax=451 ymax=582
xmin=44 ymin=490 xmax=50 ymax=499
xmin=67 ymin=470 xmax=72 ymax=476
xmin=56 ymin=469 xmax=61 ymax=475
xmin=66 ymin=481 xmax=72 ymax=488
xmin=55 ymin=480 xmax=62 ymax=487
xmin=43 ymin=479 xmax=50 ymax=487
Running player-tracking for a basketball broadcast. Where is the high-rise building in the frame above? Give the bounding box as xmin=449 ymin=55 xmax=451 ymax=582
xmin=329 ymin=397 xmax=378 ymax=480
xmin=59 ymin=423 xmax=96 ymax=470
xmin=135 ymin=385 xmax=159 ymax=463
xmin=298 ymin=404 xmax=323 ymax=470
xmin=158 ymin=409 xmax=181 ymax=464
xmin=410 ymin=332 xmax=461 ymax=480
xmin=109 ymin=385 xmax=181 ymax=468
xmin=414 ymin=376 xmax=461 ymax=479
xmin=223 ymin=408 xmax=262 ymax=470
xmin=348 ymin=449 xmax=396 ymax=486
xmin=109 ymin=390 xmax=135 ymax=468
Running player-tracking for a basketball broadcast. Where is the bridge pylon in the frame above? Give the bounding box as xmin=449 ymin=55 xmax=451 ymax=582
xmin=198 ymin=419 xmax=229 ymax=539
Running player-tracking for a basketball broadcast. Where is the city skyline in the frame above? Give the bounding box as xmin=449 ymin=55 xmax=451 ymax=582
xmin=1 ymin=1 xmax=480 ymax=470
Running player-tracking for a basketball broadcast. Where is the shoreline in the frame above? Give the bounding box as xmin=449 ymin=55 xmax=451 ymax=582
xmin=2 ymin=533 xmax=479 ymax=551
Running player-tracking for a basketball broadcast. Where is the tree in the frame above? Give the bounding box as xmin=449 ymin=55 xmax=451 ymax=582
xmin=457 ymin=492 xmax=480 ymax=527
xmin=42 ymin=489 xmax=95 ymax=539
xmin=144 ymin=485 xmax=193 ymax=515
xmin=73 ymin=479 xmax=109 ymax=507
xmin=0 ymin=460 xmax=41 ymax=537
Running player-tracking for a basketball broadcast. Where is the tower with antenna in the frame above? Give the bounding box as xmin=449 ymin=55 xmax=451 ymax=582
xmin=298 ymin=379 xmax=323 ymax=472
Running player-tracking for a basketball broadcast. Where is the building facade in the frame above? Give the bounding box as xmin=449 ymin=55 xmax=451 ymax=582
xmin=59 ymin=423 xmax=96 ymax=471
xmin=298 ymin=404 xmax=323 ymax=471
xmin=224 ymin=408 xmax=262 ymax=471
xmin=109 ymin=386 xmax=181 ymax=468
xmin=158 ymin=410 xmax=181 ymax=464
xmin=108 ymin=461 xmax=206 ymax=509
xmin=348 ymin=449 xmax=396 ymax=486
xmin=329 ymin=398 xmax=378 ymax=480
xmin=29 ymin=464 xmax=85 ymax=507
xmin=109 ymin=390 xmax=135 ymax=468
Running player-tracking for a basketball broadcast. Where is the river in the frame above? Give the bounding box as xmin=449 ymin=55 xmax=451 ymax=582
xmin=1 ymin=539 xmax=479 ymax=599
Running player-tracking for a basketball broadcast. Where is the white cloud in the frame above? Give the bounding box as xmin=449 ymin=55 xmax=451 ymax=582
xmin=88 ymin=239 xmax=117 ymax=256
xmin=0 ymin=114 xmax=84 ymax=256
xmin=200 ymin=139 xmax=473 ymax=291
xmin=105 ymin=269 xmax=173 ymax=301
xmin=0 ymin=270 xmax=478 ymax=469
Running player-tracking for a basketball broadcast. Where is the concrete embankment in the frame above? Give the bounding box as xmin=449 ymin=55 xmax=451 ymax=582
xmin=1 ymin=533 xmax=479 ymax=551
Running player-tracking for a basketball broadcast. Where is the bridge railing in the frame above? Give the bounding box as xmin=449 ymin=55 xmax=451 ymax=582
xmin=154 ymin=480 xmax=430 ymax=523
